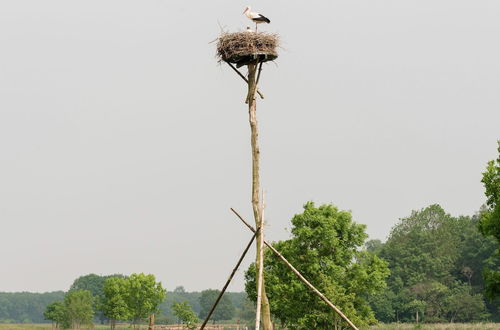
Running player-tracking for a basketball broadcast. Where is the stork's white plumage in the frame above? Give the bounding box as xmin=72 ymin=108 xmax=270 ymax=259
xmin=243 ymin=6 xmax=270 ymax=32
xmin=246 ymin=26 xmax=254 ymax=33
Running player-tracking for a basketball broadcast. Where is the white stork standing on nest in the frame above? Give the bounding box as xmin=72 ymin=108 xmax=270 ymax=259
xmin=243 ymin=6 xmax=270 ymax=32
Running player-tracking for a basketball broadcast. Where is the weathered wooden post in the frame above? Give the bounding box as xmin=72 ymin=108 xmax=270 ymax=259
xmin=216 ymin=32 xmax=279 ymax=330
xmin=148 ymin=314 xmax=154 ymax=330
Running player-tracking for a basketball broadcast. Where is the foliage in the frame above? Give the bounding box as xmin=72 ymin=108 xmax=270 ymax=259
xmin=369 ymin=323 xmax=500 ymax=329
xmin=367 ymin=289 xmax=396 ymax=322
xmin=43 ymin=301 xmax=65 ymax=328
xmin=0 ymin=287 xmax=249 ymax=326
xmin=101 ymin=277 xmax=130 ymax=329
xmin=381 ymin=205 xmax=460 ymax=287
xmin=124 ymin=273 xmax=166 ymax=326
xmin=245 ymin=202 xmax=390 ymax=329
xmin=173 ymin=286 xmax=186 ymax=294
xmin=365 ymin=239 xmax=384 ymax=255
xmin=159 ymin=290 xmax=201 ymax=321
xmin=63 ymin=290 xmax=94 ymax=329
xmin=171 ymin=301 xmax=198 ymax=330
xmin=70 ymin=274 xmax=107 ymax=297
xmin=371 ymin=205 xmax=494 ymax=323
xmin=158 ymin=290 xmax=249 ymax=324
xmin=479 ymin=141 xmax=500 ymax=299
xmin=0 ymin=291 xmax=65 ymax=324
xmin=198 ymin=289 xmax=235 ymax=321
xmin=444 ymin=284 xmax=488 ymax=322
xmin=455 ymin=215 xmax=499 ymax=290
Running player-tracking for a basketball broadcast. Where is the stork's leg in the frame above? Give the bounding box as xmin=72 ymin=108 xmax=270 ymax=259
xmin=255 ymin=23 xmax=258 ymax=32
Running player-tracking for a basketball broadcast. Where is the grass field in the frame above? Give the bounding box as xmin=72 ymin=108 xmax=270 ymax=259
xmin=368 ymin=324 xmax=500 ymax=330
xmin=2 ymin=324 xmax=500 ymax=330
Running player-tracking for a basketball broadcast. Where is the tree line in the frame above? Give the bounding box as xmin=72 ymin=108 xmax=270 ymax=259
xmin=367 ymin=205 xmax=499 ymax=323
xmin=2 ymin=141 xmax=499 ymax=328
xmin=0 ymin=278 xmax=250 ymax=328
xmin=44 ymin=273 xmax=166 ymax=329
xmin=0 ymin=291 xmax=65 ymax=323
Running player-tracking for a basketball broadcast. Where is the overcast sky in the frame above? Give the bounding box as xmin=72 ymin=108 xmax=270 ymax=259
xmin=1 ymin=0 xmax=499 ymax=293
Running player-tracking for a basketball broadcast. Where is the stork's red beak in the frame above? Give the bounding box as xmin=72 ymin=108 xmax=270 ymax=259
xmin=243 ymin=7 xmax=248 ymax=14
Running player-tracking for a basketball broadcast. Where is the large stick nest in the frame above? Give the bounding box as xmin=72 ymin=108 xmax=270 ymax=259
xmin=217 ymin=32 xmax=279 ymax=67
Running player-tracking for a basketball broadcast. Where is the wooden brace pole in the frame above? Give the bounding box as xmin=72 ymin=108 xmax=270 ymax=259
xmin=226 ymin=62 xmax=265 ymax=100
xmin=255 ymin=191 xmax=266 ymax=330
xmin=230 ymin=208 xmax=360 ymax=330
xmin=199 ymin=230 xmax=258 ymax=330
xmin=247 ymin=61 xmax=265 ymax=105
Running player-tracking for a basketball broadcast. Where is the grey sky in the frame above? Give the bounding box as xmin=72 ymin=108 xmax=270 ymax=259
xmin=1 ymin=0 xmax=499 ymax=293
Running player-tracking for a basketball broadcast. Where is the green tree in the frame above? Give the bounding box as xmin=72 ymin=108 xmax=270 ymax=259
xmin=408 ymin=281 xmax=449 ymax=321
xmin=69 ymin=273 xmax=125 ymax=324
xmin=371 ymin=205 xmax=496 ymax=322
xmin=172 ymin=301 xmax=198 ymax=330
xmin=479 ymin=141 xmax=500 ymax=299
xmin=377 ymin=205 xmax=461 ymax=322
xmin=365 ymin=239 xmax=384 ymax=255
xmin=381 ymin=205 xmax=461 ymax=287
xmin=125 ymin=273 xmax=166 ymax=327
xmin=64 ymin=290 xmax=94 ymax=329
xmin=455 ymin=215 xmax=498 ymax=290
xmin=101 ymin=277 xmax=130 ymax=330
xmin=198 ymin=289 xmax=235 ymax=322
xmin=70 ymin=274 xmax=107 ymax=296
xmin=245 ymin=202 xmax=390 ymax=329
xmin=44 ymin=301 xmax=65 ymax=329
xmin=444 ymin=283 xmax=488 ymax=322
xmin=406 ymin=299 xmax=426 ymax=323
xmin=0 ymin=291 xmax=65 ymax=324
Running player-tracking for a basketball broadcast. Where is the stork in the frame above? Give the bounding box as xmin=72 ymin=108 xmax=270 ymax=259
xmin=246 ymin=26 xmax=254 ymax=33
xmin=243 ymin=6 xmax=270 ymax=32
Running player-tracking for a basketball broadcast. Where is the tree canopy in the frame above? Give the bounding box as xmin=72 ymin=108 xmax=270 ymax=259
xmin=198 ymin=289 xmax=235 ymax=322
xmin=101 ymin=277 xmax=130 ymax=330
xmin=246 ymin=202 xmax=390 ymax=329
xmin=43 ymin=301 xmax=65 ymax=329
xmin=125 ymin=273 xmax=166 ymax=326
xmin=479 ymin=141 xmax=500 ymax=299
xmin=0 ymin=291 xmax=65 ymax=324
xmin=369 ymin=205 xmax=494 ymax=323
xmin=69 ymin=273 xmax=125 ymax=323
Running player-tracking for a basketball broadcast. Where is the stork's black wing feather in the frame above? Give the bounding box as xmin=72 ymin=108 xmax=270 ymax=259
xmin=252 ymin=14 xmax=270 ymax=23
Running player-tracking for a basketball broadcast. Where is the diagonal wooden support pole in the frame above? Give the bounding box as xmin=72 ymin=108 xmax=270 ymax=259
xmin=199 ymin=229 xmax=259 ymax=330
xmin=230 ymin=208 xmax=360 ymax=330
xmin=226 ymin=62 xmax=265 ymax=100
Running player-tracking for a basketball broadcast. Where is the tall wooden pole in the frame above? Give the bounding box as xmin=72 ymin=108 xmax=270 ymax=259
xmin=255 ymin=191 xmax=265 ymax=330
xmin=247 ymin=61 xmax=273 ymax=330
